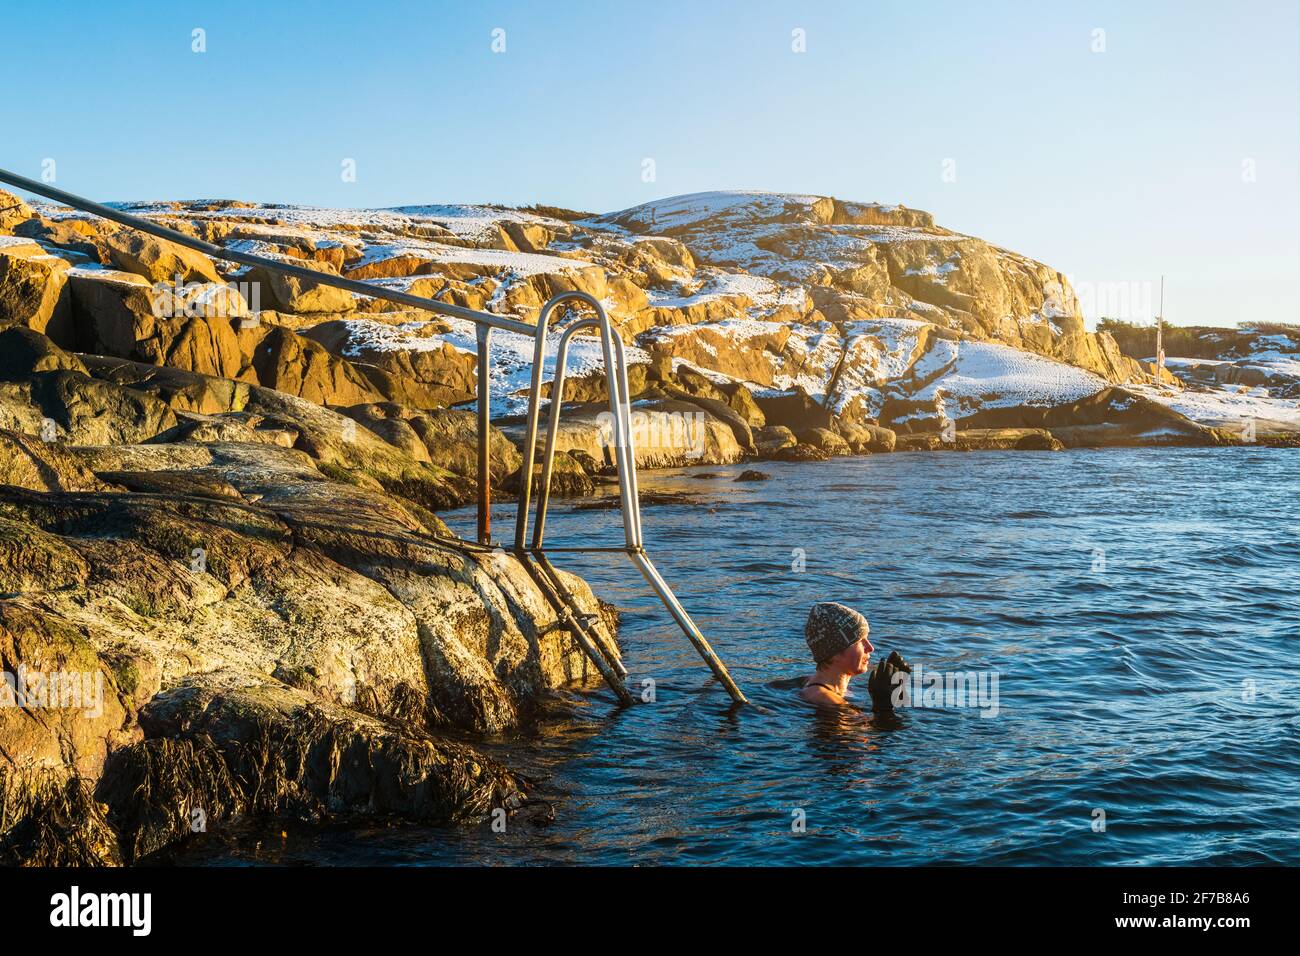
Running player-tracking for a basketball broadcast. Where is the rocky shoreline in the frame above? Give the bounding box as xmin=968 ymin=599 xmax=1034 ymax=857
xmin=1 ymin=184 xmax=1296 ymax=865
xmin=0 ymin=322 xmax=618 ymax=865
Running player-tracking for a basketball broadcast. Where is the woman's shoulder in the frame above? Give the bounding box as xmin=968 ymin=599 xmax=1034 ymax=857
xmin=798 ymin=681 xmax=844 ymax=706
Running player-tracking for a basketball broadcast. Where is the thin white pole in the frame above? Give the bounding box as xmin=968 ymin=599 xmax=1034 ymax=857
xmin=1156 ymin=275 xmax=1165 ymax=377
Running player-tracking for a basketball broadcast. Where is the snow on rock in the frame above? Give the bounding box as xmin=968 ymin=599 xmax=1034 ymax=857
xmin=644 ymin=317 xmax=836 ymax=396
xmin=765 ymin=325 xmax=844 ymax=398
xmin=336 ymin=316 xmax=648 ymax=417
xmin=1244 ymin=331 xmax=1299 ymax=350
xmin=903 ymin=256 xmax=960 ymax=279
xmin=824 ymin=319 xmax=932 ymax=418
xmin=386 ymin=204 xmax=569 ymax=243
xmin=1155 ymin=326 xmax=1300 ymax=405
xmin=95 ymin=199 xmax=555 ymax=238
xmin=349 ymin=240 xmax=593 ymax=278
xmin=641 ymin=313 xmax=1119 ymax=426
xmin=1246 ymin=354 xmax=1300 ymax=379
xmin=645 ymin=267 xmax=808 ymax=314
xmin=1130 ymin=382 xmax=1300 ymax=430
xmin=910 ymin=340 xmax=1109 ymax=415
xmin=596 ymin=191 xmax=829 ymax=233
xmin=20 ymin=186 xmax=1205 ymax=438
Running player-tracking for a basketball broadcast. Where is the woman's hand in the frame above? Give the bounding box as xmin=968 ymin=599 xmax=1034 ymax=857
xmin=867 ymin=650 xmax=912 ymax=713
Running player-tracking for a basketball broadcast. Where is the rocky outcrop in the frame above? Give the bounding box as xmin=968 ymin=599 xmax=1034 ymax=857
xmin=0 ymin=467 xmax=612 ymax=862
xmin=0 ymin=429 xmax=104 ymax=492
xmin=952 ymin=386 xmax=1230 ymax=447
xmin=97 ymin=675 xmax=527 ymax=864
xmin=755 ymin=425 xmax=797 ymax=456
xmin=499 ymin=396 xmax=747 ymax=471
xmin=57 ymin=271 xmax=443 ymax=410
xmin=340 ymin=402 xmax=523 ymax=481
xmin=303 ymin=319 xmax=478 ymax=407
xmin=102 ymin=232 xmax=222 ymax=285
xmin=9 ymin=187 xmax=1247 ymax=446
xmin=838 ymin=421 xmax=896 ymax=453
xmin=1106 ymin=323 xmax=1300 ymax=401
xmin=896 ymin=427 xmax=1065 ymax=452
xmin=754 ymin=386 xmax=835 ymax=433
xmin=595 ymin=191 xmax=1149 ymax=384
xmin=5 ymin=186 xmax=1261 ymax=462
xmin=250 ymin=326 xmax=382 ymax=406
xmin=0 ymin=190 xmax=34 ymax=232
xmin=242 ymin=252 xmax=356 ymax=314
xmin=0 ymin=330 xmax=620 ymax=864
xmin=887 ymin=386 xmax=1232 ymax=449
xmin=0 ymin=238 xmax=72 ymax=339
xmin=12 ymin=214 xmax=115 ymax=266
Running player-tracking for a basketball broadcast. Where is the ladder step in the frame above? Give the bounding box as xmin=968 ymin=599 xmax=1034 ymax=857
xmin=512 ymin=551 xmax=634 ymax=707
xmin=529 ymin=551 xmax=628 ymax=681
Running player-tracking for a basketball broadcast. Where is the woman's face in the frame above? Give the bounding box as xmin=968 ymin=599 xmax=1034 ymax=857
xmin=837 ymin=636 xmax=874 ymax=674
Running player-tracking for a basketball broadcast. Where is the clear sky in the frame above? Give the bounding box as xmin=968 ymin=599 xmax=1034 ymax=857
xmin=3 ymin=0 xmax=1296 ymax=327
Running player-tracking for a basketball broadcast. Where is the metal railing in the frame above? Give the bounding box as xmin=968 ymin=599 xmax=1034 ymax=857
xmin=0 ymin=168 xmax=748 ymax=705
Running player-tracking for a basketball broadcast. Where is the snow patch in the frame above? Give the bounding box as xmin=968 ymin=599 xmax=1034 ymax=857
xmin=1131 ymin=383 xmax=1300 ymax=428
xmin=336 ymin=316 xmax=648 ymax=418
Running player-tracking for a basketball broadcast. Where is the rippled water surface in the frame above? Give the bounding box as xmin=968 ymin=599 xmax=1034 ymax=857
xmin=190 ymin=448 xmax=1300 ymax=865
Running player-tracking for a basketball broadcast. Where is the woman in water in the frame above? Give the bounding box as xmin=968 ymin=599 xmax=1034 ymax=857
xmin=799 ymin=602 xmax=910 ymax=712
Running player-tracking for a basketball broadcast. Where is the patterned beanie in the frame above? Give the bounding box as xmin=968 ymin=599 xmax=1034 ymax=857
xmin=805 ymin=602 xmax=870 ymax=664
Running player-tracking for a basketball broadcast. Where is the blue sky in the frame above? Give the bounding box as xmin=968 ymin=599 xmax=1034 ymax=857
xmin=2 ymin=0 xmax=1296 ymax=326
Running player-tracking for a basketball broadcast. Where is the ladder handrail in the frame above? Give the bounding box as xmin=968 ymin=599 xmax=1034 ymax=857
xmin=519 ymin=303 xmax=749 ymax=705
xmin=513 ymin=291 xmax=629 ymax=550
xmin=531 ymin=316 xmax=642 ymax=550
xmin=0 ymin=168 xmax=534 ymax=337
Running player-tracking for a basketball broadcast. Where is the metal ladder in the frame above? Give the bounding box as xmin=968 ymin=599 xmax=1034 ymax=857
xmin=505 ymin=294 xmax=747 ymax=705
xmin=0 ymin=168 xmax=749 ymax=707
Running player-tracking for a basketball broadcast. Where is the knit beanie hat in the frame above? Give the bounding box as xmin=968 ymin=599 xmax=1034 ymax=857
xmin=805 ymin=602 xmax=870 ymax=664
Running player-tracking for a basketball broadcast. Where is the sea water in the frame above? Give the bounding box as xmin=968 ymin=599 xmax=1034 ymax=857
xmin=182 ymin=447 xmax=1300 ymax=865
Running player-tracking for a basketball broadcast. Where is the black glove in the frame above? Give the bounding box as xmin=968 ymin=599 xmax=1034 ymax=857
xmin=867 ymin=650 xmax=912 ymax=713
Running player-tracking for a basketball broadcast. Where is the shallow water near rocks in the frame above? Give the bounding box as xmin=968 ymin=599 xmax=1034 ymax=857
xmin=181 ymin=447 xmax=1300 ymax=865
